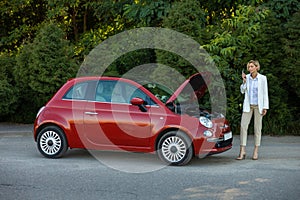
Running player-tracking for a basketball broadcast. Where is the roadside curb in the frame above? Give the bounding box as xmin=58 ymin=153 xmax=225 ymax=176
xmin=0 ymin=131 xmax=32 ymax=137
xmin=0 ymin=123 xmax=33 ymax=136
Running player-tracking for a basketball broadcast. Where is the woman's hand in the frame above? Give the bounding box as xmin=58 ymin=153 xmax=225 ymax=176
xmin=262 ymin=109 xmax=267 ymax=116
xmin=242 ymin=71 xmax=246 ymax=83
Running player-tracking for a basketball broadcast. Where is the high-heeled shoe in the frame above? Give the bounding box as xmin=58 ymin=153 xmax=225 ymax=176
xmin=236 ymin=153 xmax=246 ymax=160
xmin=252 ymin=146 xmax=259 ymax=160
xmin=252 ymin=153 xmax=258 ymax=160
xmin=252 ymin=156 xmax=258 ymax=160
xmin=236 ymin=145 xmax=246 ymax=160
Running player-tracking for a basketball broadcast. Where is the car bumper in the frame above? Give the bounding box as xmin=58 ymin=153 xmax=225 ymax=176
xmin=196 ymin=131 xmax=233 ymax=157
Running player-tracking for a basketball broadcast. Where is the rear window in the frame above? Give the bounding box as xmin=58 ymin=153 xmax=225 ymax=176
xmin=63 ymin=82 xmax=89 ymax=100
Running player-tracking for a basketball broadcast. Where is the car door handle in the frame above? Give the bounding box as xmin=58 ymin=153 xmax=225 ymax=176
xmin=84 ymin=112 xmax=98 ymax=115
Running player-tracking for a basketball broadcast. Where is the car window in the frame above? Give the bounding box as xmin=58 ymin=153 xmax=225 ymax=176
xmin=95 ymin=81 xmax=113 ymax=102
xmin=95 ymin=80 xmax=156 ymax=105
xmin=63 ymin=82 xmax=89 ymax=100
xmin=125 ymin=83 xmax=156 ymax=105
xmin=143 ymin=83 xmax=173 ymax=103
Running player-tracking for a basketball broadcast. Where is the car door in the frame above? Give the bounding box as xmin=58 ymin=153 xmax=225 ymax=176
xmin=84 ymin=80 xmax=153 ymax=149
xmin=60 ymin=80 xmax=94 ymax=148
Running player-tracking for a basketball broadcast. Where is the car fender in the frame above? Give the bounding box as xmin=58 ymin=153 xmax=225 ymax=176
xmin=34 ymin=108 xmax=71 ymax=138
xmin=153 ymin=125 xmax=194 ymax=151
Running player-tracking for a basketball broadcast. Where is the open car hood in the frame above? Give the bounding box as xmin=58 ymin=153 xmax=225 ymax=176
xmin=166 ymin=72 xmax=211 ymax=104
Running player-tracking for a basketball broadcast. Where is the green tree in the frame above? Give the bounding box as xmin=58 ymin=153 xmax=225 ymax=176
xmin=0 ymin=0 xmax=47 ymax=52
xmin=0 ymin=0 xmax=298 ymax=134
xmin=257 ymin=0 xmax=300 ymax=134
xmin=281 ymin=10 xmax=300 ymax=133
xmin=124 ymin=0 xmax=172 ymax=27
xmin=203 ymin=5 xmax=270 ymax=133
xmin=0 ymin=54 xmax=18 ymax=119
xmin=14 ymin=22 xmax=78 ymax=122
xmin=47 ymin=0 xmax=88 ymax=42
xmin=74 ymin=0 xmax=132 ymax=63
xmin=47 ymin=0 xmax=131 ymax=44
xmin=201 ymin=0 xmax=262 ymax=25
xmin=155 ymin=0 xmax=208 ymax=77
xmin=282 ymin=11 xmax=300 ymax=99
xmin=14 ymin=42 xmax=38 ymax=122
xmin=262 ymin=0 xmax=300 ymax=22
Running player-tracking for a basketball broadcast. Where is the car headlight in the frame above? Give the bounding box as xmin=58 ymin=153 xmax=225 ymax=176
xmin=199 ymin=116 xmax=213 ymax=128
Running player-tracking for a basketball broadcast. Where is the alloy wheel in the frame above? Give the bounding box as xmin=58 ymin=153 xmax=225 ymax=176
xmin=161 ymin=136 xmax=187 ymax=163
xmin=40 ymin=130 xmax=62 ymax=156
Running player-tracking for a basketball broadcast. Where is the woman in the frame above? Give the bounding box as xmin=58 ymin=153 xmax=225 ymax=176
xmin=237 ymin=60 xmax=269 ymax=160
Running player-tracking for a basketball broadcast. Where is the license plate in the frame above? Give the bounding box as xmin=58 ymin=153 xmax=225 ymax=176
xmin=224 ymin=132 xmax=232 ymax=141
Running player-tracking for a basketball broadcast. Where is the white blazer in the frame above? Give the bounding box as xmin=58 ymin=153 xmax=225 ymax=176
xmin=240 ymin=73 xmax=269 ymax=114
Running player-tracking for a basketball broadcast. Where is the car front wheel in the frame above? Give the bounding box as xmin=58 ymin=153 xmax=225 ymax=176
xmin=157 ymin=131 xmax=193 ymax=166
xmin=37 ymin=126 xmax=68 ymax=158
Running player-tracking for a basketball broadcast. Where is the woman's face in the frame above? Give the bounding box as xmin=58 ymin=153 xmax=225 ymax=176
xmin=247 ymin=63 xmax=258 ymax=74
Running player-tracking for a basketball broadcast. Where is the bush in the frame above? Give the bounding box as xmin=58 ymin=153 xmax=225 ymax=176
xmin=0 ymin=79 xmax=17 ymax=117
xmin=13 ymin=22 xmax=78 ymax=122
xmin=0 ymin=54 xmax=18 ymax=119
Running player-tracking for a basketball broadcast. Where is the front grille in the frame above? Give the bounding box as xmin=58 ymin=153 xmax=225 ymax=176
xmin=215 ymin=138 xmax=233 ymax=148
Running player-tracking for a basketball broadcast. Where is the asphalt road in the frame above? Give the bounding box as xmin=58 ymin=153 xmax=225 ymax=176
xmin=0 ymin=125 xmax=300 ymax=200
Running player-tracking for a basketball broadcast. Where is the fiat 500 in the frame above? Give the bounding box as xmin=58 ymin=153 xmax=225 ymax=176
xmin=34 ymin=73 xmax=232 ymax=165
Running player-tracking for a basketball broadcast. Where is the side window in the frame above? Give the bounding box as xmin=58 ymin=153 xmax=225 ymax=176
xmin=63 ymin=82 xmax=88 ymax=100
xmin=111 ymin=81 xmax=127 ymax=103
xmin=125 ymin=83 xmax=157 ymax=105
xmin=126 ymin=84 xmax=146 ymax=102
xmin=95 ymin=81 xmax=131 ymax=103
xmin=95 ymin=81 xmax=118 ymax=102
xmin=95 ymin=80 xmax=156 ymax=105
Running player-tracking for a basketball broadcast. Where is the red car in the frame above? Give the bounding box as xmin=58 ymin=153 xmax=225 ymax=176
xmin=34 ymin=73 xmax=232 ymax=165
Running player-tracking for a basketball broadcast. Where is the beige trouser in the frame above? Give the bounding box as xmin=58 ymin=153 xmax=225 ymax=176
xmin=240 ymin=105 xmax=263 ymax=146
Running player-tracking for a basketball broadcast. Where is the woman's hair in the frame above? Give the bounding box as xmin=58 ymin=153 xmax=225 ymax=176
xmin=247 ymin=60 xmax=260 ymax=71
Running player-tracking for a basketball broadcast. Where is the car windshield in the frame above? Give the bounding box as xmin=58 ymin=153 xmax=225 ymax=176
xmin=143 ymin=83 xmax=174 ymax=103
xmin=174 ymin=84 xmax=195 ymax=104
xmin=143 ymin=80 xmax=209 ymax=104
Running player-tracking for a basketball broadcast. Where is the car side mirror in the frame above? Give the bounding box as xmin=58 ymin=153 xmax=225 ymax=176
xmin=130 ymin=97 xmax=147 ymax=112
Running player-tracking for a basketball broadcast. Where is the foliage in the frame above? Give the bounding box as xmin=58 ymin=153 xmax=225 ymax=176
xmin=74 ymin=1 xmax=132 ymax=62
xmin=202 ymin=5 xmax=270 ymax=134
xmin=0 ymin=0 xmax=299 ymax=135
xmin=155 ymin=0 xmax=207 ymax=79
xmin=124 ymin=0 xmax=172 ymax=27
xmin=0 ymin=79 xmax=17 ymax=118
xmin=201 ymin=0 xmax=263 ymax=25
xmin=13 ymin=42 xmax=39 ymax=122
xmin=118 ymin=0 xmax=174 ymax=79
xmin=281 ymin=10 xmax=300 ymax=133
xmin=0 ymin=0 xmax=47 ymax=52
xmin=13 ymin=22 xmax=78 ymax=122
xmin=46 ymin=0 xmax=89 ymax=42
xmin=0 ymin=54 xmax=18 ymax=118
xmin=281 ymin=11 xmax=300 ymax=101
xmin=262 ymin=0 xmax=300 ymax=22
xmin=28 ymin=22 xmax=77 ymax=99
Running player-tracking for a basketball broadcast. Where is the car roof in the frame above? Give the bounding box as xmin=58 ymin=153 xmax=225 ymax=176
xmin=68 ymin=76 xmax=121 ymax=82
xmin=67 ymin=76 xmax=143 ymax=86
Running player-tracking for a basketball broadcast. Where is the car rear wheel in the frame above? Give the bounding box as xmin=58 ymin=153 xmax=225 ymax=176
xmin=37 ymin=126 xmax=68 ymax=158
xmin=157 ymin=131 xmax=193 ymax=166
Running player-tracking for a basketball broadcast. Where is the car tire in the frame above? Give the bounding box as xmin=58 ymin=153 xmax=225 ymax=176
xmin=37 ymin=126 xmax=68 ymax=158
xmin=157 ymin=131 xmax=193 ymax=166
